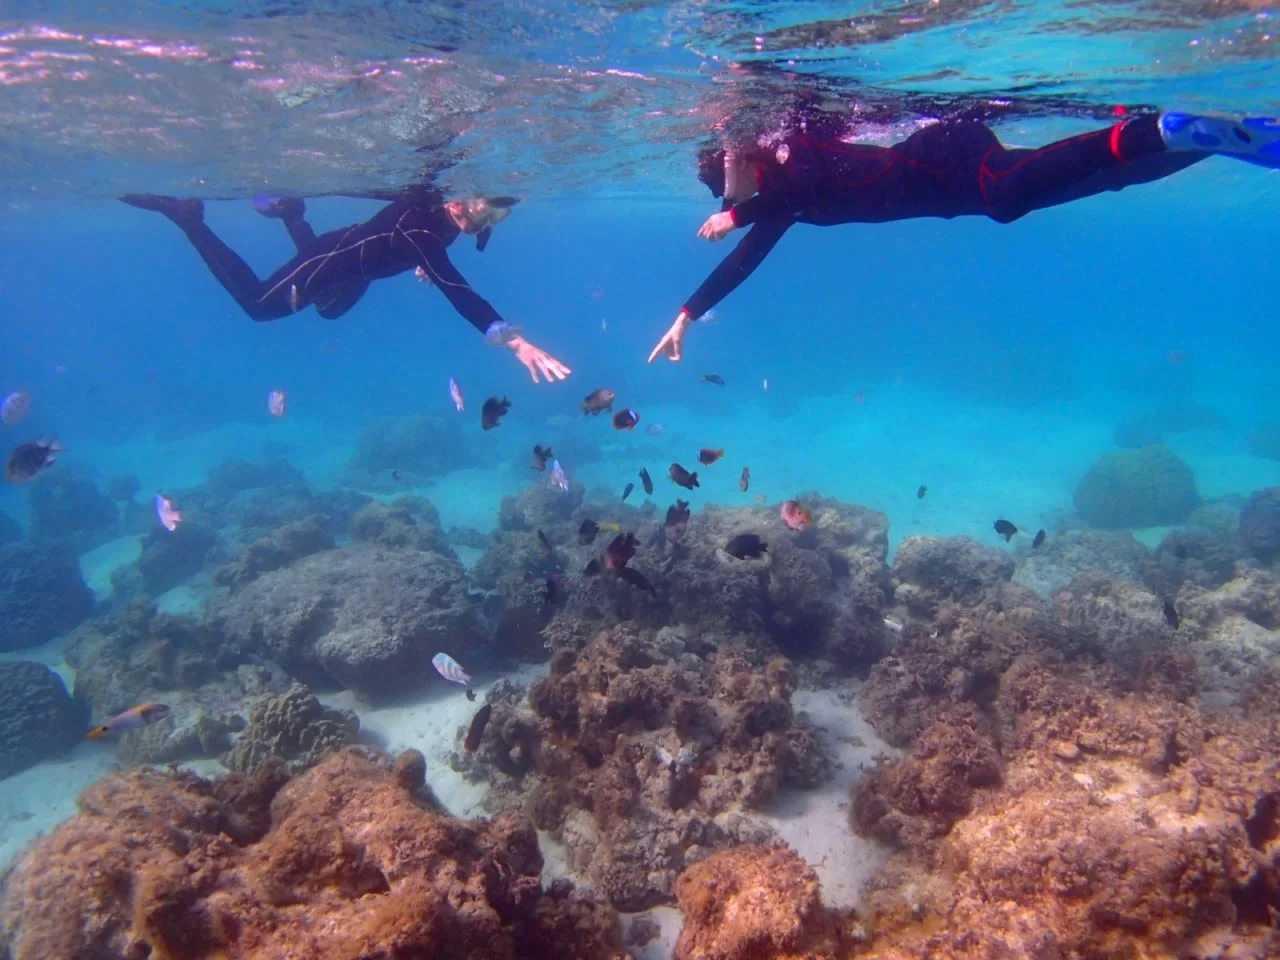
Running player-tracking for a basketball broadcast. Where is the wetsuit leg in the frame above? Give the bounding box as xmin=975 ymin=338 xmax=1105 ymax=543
xmin=975 ymin=116 xmax=1207 ymax=223
xmin=313 ymin=278 xmax=370 ymax=318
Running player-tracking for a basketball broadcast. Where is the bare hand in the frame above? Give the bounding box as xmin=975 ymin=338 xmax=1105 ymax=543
xmin=509 ymin=335 xmax=571 ymax=383
xmin=648 ymin=311 xmax=691 ymax=364
xmin=697 ymin=211 xmax=736 ymax=242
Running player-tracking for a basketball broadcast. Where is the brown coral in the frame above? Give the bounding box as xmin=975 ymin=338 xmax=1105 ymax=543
xmin=222 ymin=683 xmax=359 ymax=775
xmin=0 ymin=748 xmax=630 ymax=960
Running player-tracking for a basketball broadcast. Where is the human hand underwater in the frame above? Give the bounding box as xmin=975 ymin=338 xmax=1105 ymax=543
xmin=647 ymin=310 xmax=692 ymax=364
xmin=697 ymin=211 xmax=737 ymax=242
xmin=509 ymin=335 xmax=572 ymax=384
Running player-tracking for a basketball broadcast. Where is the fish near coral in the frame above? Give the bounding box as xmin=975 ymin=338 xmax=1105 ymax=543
xmin=5 ymin=440 xmax=60 ymax=483
xmin=780 ymin=500 xmax=812 ymax=531
xmin=613 ymin=409 xmax=640 ymax=430
xmin=639 ymin=468 xmax=653 ymax=495
xmin=581 ymin=388 xmax=615 ymax=415
xmin=664 ymin=500 xmax=691 ymax=542
xmin=669 ymin=463 xmax=699 ymax=489
xmin=86 ymin=703 xmax=171 ymax=739
xmin=482 ymin=396 xmax=511 ymax=430
xmin=604 ymin=532 xmax=638 ymax=570
xmin=465 ymin=704 xmax=492 ymax=752
xmin=724 ymin=533 xmax=768 ymax=559
xmin=532 ymin=444 xmax=553 ymax=471
xmin=432 ymin=652 xmax=471 ymax=686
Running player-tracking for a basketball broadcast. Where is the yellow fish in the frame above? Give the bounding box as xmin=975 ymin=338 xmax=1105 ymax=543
xmin=598 ymin=521 xmax=621 ymax=533
xmin=86 ymin=703 xmax=171 ymax=739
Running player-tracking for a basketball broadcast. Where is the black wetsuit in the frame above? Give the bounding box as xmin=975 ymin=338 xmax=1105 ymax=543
xmin=128 ymin=193 xmax=505 ymax=330
xmin=683 ymin=115 xmax=1204 ymax=320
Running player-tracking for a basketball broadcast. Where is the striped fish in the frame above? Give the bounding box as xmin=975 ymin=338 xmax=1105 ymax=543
xmin=431 ymin=652 xmax=471 ymax=686
xmin=86 ymin=703 xmax=171 ymax=739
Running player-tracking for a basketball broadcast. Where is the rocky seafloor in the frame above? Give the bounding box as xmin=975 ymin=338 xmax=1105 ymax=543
xmin=0 ymin=433 xmax=1278 ymax=959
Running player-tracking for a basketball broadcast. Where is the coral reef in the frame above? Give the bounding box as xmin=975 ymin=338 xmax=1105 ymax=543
xmin=1145 ymin=526 xmax=1240 ymax=595
xmin=0 ymin=660 xmax=86 ymax=780
xmin=0 ymin=748 xmax=630 ymax=960
xmin=133 ymin=519 xmax=221 ymax=596
xmin=1072 ymin=444 xmax=1201 ymax=529
xmin=209 ymin=544 xmax=484 ymax=698
xmin=223 ymin=683 xmax=359 ymax=775
xmin=1013 ymin=529 xmax=1151 ymax=596
xmin=28 ymin=464 xmax=118 ymax=549
xmin=350 ymin=412 xmax=471 ymax=477
xmin=213 ymin=516 xmax=335 ymax=590
xmin=673 ymin=845 xmax=849 ymax=960
xmin=476 ymin=625 xmax=829 ymax=910
xmin=891 ymin=535 xmax=1013 ymax=616
xmin=350 ymin=498 xmax=454 ymax=558
xmin=0 ymin=540 xmax=95 ymax=651
xmin=1173 ymin=568 xmax=1280 ymax=697
xmin=206 ymin=456 xmax=306 ymax=502
xmin=1238 ymin=487 xmax=1280 ymax=566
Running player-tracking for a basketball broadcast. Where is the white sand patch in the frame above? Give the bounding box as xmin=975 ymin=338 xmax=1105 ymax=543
xmin=0 ymin=743 xmax=117 ymax=869
xmin=759 ymin=682 xmax=899 ymax=912
xmin=79 ymin=535 xmax=141 ymax=600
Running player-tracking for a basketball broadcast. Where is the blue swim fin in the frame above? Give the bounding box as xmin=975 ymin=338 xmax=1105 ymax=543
xmin=1159 ymin=112 xmax=1280 ymax=169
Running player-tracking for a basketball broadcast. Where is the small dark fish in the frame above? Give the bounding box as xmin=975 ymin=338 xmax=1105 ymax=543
xmin=617 ymin=566 xmax=656 ymax=595
xmin=391 ymin=469 xmax=403 ymax=481
xmin=621 ymin=482 xmax=634 ymax=501
xmin=664 ymin=500 xmax=691 ymax=542
xmin=993 ymin=519 xmax=1018 ymax=542
xmin=613 ymin=408 xmax=640 ymax=430
xmin=701 ymin=374 xmax=725 ymax=386
xmin=724 ymin=533 xmax=768 ymax=560
xmin=537 ymin=529 xmax=553 ymax=550
xmin=1162 ymin=598 xmax=1179 ymax=629
xmin=639 ymin=468 xmax=653 ymax=495
xmin=583 ymin=557 xmax=602 ymax=577
xmin=532 ymin=444 xmax=553 ymax=471
xmin=465 ymin=688 xmax=477 ymax=702
xmin=740 ymin=467 xmax=750 ymax=492
xmin=582 ymin=388 xmax=616 ymax=415
xmin=481 ymin=396 xmax=511 ymax=430
xmin=917 ymin=485 xmax=927 ymax=499
xmin=1032 ymin=529 xmax=1046 ymax=549
xmin=544 ymin=574 xmax=566 ymax=605
xmin=669 ymin=463 xmax=699 ymax=489
xmin=5 ymin=440 xmax=60 ymax=483
xmin=698 ymin=447 xmax=724 ymax=465
xmin=604 ymin=532 xmax=638 ymax=570
xmin=464 ymin=704 xmax=492 ymax=753
xmin=578 ymin=519 xmax=600 ymax=545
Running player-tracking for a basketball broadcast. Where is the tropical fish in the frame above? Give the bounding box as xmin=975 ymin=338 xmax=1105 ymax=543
xmin=537 ymin=530 xmax=553 ymax=550
xmin=578 ymin=519 xmax=600 ymax=545
xmin=639 ymin=468 xmax=653 ymax=495
xmin=1032 ymin=529 xmax=1047 ymax=549
xmin=613 ymin=409 xmax=640 ymax=430
xmin=701 ymin=374 xmax=725 ymax=386
xmin=883 ymin=617 xmax=904 ymax=634
xmin=664 ymin=500 xmax=690 ymax=542
xmin=645 ymin=424 xmax=665 ymax=436
xmin=1 ymin=391 xmax=31 ymax=425
xmin=431 ymin=652 xmax=471 ymax=686
xmin=917 ymin=485 xmax=927 ymax=499
xmin=780 ymin=500 xmax=812 ymax=531
xmin=532 ymin=444 xmax=553 ymax=472
xmin=739 ymin=467 xmax=750 ymax=492
xmin=724 ymin=533 xmax=768 ymax=559
xmin=86 ymin=703 xmax=171 ymax=739
xmin=268 ymin=389 xmax=287 ymax=418
xmin=621 ymin=482 xmax=634 ymax=501
xmin=465 ymin=688 xmax=476 ymax=702
xmin=289 ymin=283 xmax=301 ymax=312
xmin=449 ymin=377 xmax=465 ymax=412
xmin=994 ymin=519 xmax=1018 ymax=542
xmin=415 ymin=265 xmax=433 ymax=285
xmin=464 ymin=704 xmax=492 ymax=752
xmin=154 ymin=493 xmax=182 ymax=532
xmin=544 ymin=574 xmax=566 ymax=606
xmin=762 ymin=378 xmax=769 ymax=391
xmin=482 ymin=396 xmax=511 ymax=430
xmin=1163 ymin=598 xmax=1180 ymax=629
xmin=604 ymin=532 xmax=639 ymax=570
xmin=698 ymin=448 xmax=724 ymax=465
xmin=550 ymin=459 xmax=569 ymax=492
xmin=5 ymin=440 xmax=60 ymax=483
xmin=669 ymin=463 xmax=699 ymax=489
xmin=582 ymin=388 xmax=616 ymax=415
xmin=617 ymin=566 xmax=655 ymax=595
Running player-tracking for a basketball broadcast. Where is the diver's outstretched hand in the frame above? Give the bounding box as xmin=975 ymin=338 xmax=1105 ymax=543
xmin=697 ymin=211 xmax=737 ymax=242
xmin=648 ymin=311 xmax=691 ymax=364
xmin=509 ymin=335 xmax=571 ymax=384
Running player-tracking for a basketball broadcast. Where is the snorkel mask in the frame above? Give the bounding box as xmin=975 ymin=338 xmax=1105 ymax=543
xmin=447 ymin=196 xmax=518 ymax=251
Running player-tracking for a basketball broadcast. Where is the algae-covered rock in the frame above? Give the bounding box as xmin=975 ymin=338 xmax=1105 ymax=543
xmin=0 ymin=661 xmax=87 ymax=780
xmin=1072 ymin=444 xmax=1200 ymax=529
xmin=1239 ymin=487 xmax=1280 ymax=565
xmin=223 ymin=683 xmax=358 ymax=775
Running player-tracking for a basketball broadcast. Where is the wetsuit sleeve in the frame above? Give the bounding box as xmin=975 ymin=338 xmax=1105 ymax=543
xmin=729 ymin=188 xmax=806 ymax=228
xmin=681 ymin=217 xmax=793 ymax=320
xmin=415 ymin=239 xmax=506 ymax=335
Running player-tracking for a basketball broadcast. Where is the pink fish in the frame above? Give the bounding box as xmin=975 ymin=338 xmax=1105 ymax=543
xmin=550 ymin=459 xmax=569 ymax=492
xmin=268 ymin=389 xmax=287 ymax=418
xmin=154 ymin=492 xmax=182 ymax=532
xmin=780 ymin=500 xmax=812 ymax=531
xmin=0 ymin=391 xmax=30 ymax=425
xmin=448 ymin=377 xmax=464 ymax=413
xmin=432 ymin=652 xmax=471 ymax=686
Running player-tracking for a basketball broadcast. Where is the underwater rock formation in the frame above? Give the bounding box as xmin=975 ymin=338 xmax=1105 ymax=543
xmin=213 ymin=515 xmax=335 ymax=590
xmin=498 ymin=479 xmax=587 ymax=532
xmin=115 ymin=706 xmax=242 ymax=766
xmin=206 ymin=456 xmax=306 ymax=502
xmin=476 ymin=625 xmax=829 ymax=911
xmin=27 ymin=464 xmax=118 ymax=549
xmin=856 ymin=662 xmax=1280 ymax=958
xmin=892 ymin=535 xmax=1014 ymax=616
xmin=209 ymin=544 xmax=484 ymax=698
xmin=1144 ymin=526 xmax=1241 ymax=595
xmin=1238 ymin=487 xmax=1280 ymax=566
xmin=350 ymin=412 xmax=471 ymax=478
xmin=1013 ymin=529 xmax=1152 ymax=597
xmin=1112 ymin=402 xmax=1228 ymax=449
xmin=0 ymin=747 xmax=630 ymax=960
xmin=1173 ymin=568 xmax=1280 ymax=697
xmin=0 ymin=540 xmax=95 ymax=651
xmin=223 ymin=683 xmax=359 ymax=775
xmin=133 ymin=519 xmax=221 ymax=596
xmin=673 ymin=845 xmax=850 ymax=960
xmin=350 ymin=498 xmax=454 ymax=558
xmin=1072 ymin=444 xmax=1201 ymax=529
xmin=0 ymin=660 xmax=86 ymax=780
xmin=0 ymin=508 xmax=20 ymax=545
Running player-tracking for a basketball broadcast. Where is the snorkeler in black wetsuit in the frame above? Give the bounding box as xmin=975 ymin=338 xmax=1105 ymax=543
xmin=648 ymin=109 xmax=1280 ymax=363
xmin=121 ymin=190 xmax=573 ymax=384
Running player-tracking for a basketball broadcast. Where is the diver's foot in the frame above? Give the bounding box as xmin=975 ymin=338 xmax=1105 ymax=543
xmin=120 ymin=194 xmax=205 ymax=225
xmin=252 ymin=195 xmax=306 ymax=220
xmin=1158 ymin=112 xmax=1280 ymax=168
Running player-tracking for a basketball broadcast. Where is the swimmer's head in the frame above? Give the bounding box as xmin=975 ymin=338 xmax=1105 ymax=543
xmin=447 ymin=196 xmax=518 ymax=249
xmin=697 ymin=147 xmax=727 ymax=199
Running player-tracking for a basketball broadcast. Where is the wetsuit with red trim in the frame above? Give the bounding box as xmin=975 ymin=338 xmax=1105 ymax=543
xmin=681 ymin=115 xmax=1204 ymax=321
xmin=121 ymin=193 xmax=505 ymax=331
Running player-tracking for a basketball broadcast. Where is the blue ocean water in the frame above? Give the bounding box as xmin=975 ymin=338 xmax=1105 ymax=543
xmin=1 ymin=1 xmax=1280 ymax=953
